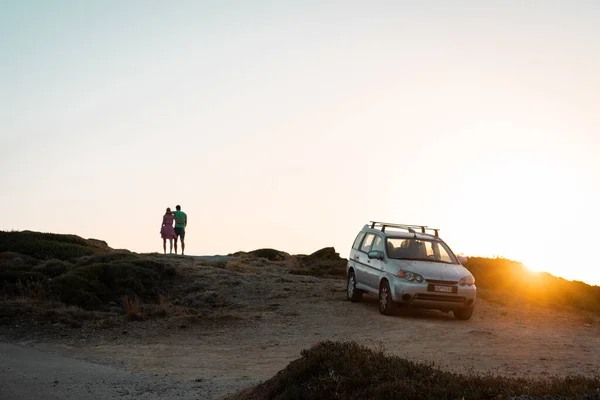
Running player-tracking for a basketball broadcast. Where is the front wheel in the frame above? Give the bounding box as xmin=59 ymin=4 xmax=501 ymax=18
xmin=378 ymin=281 xmax=396 ymax=315
xmin=347 ymin=271 xmax=362 ymax=302
xmin=453 ymin=306 xmax=474 ymax=320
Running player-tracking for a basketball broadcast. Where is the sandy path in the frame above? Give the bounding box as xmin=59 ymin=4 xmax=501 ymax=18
xmin=0 ymin=343 xmax=208 ymax=400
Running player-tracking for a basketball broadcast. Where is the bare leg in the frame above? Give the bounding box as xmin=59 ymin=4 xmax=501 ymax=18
xmin=162 ymin=238 xmax=166 ymax=254
xmin=181 ymin=239 xmax=185 ymax=255
xmin=174 ymin=237 xmax=178 ymax=254
xmin=169 ymin=239 xmax=173 ymax=253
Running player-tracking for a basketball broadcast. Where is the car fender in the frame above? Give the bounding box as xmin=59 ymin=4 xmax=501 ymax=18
xmin=379 ymin=272 xmax=400 ymax=299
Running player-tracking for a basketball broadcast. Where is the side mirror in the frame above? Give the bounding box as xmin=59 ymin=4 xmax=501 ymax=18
xmin=458 ymin=256 xmax=468 ymax=265
xmin=368 ymin=250 xmax=384 ymax=260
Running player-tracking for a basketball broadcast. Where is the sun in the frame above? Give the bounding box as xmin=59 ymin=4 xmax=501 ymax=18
xmin=522 ymin=260 xmax=545 ymax=273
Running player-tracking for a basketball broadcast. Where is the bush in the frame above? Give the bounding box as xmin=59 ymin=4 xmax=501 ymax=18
xmin=232 ymin=341 xmax=600 ymax=400
xmin=0 ymin=231 xmax=98 ymax=260
xmin=32 ymin=259 xmax=73 ymax=278
xmin=49 ymin=254 xmax=175 ymax=309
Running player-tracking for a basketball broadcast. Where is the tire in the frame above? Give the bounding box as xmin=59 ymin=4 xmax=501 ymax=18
xmin=347 ymin=271 xmax=362 ymax=302
xmin=378 ymin=280 xmax=396 ymax=315
xmin=453 ymin=306 xmax=474 ymax=320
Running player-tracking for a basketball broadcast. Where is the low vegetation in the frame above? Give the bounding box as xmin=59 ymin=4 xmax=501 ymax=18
xmin=0 ymin=230 xmax=345 ymax=329
xmin=0 ymin=230 xmax=110 ymax=260
xmin=232 ymin=341 xmax=600 ymax=400
xmin=0 ymin=230 xmax=181 ymax=329
xmin=1 ymin=250 xmax=176 ymax=310
xmin=465 ymin=256 xmax=600 ymax=314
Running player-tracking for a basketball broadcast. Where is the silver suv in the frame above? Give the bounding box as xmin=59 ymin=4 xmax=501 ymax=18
xmin=347 ymin=222 xmax=476 ymax=320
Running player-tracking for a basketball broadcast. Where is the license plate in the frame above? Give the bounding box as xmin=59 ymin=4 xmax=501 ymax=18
xmin=433 ymin=285 xmax=454 ymax=293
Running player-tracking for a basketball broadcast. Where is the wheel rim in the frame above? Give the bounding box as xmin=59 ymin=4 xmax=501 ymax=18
xmin=347 ymin=275 xmax=355 ymax=298
xmin=380 ymin=286 xmax=388 ymax=311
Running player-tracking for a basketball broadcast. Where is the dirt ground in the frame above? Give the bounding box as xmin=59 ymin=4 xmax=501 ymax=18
xmin=1 ymin=256 xmax=599 ymax=399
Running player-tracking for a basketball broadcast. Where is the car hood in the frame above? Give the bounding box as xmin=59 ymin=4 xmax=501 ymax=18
xmin=390 ymin=259 xmax=471 ymax=282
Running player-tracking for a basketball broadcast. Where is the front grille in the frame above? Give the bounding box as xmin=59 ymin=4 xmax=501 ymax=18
xmin=414 ymin=294 xmax=466 ymax=303
xmin=426 ymin=279 xmax=458 ymax=285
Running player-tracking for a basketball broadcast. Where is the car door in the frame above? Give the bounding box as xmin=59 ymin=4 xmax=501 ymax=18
xmin=364 ymin=234 xmax=386 ymax=289
xmin=355 ymin=233 xmax=375 ymax=289
xmin=349 ymin=231 xmax=366 ymax=281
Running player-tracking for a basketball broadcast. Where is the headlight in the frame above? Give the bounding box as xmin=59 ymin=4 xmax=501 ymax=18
xmin=459 ymin=275 xmax=475 ymax=286
xmin=397 ymin=270 xmax=424 ymax=283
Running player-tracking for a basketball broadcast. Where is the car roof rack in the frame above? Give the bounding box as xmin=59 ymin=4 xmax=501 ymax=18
xmin=369 ymin=221 xmax=440 ymax=237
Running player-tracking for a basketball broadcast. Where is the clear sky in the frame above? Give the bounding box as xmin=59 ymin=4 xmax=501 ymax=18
xmin=1 ymin=1 xmax=599 ymax=285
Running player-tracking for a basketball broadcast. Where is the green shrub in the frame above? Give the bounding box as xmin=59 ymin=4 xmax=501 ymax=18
xmin=32 ymin=259 xmax=73 ymax=278
xmin=50 ymin=274 xmax=105 ymax=309
xmin=48 ymin=254 xmax=175 ymax=309
xmin=233 ymin=341 xmax=600 ymax=400
xmin=0 ymin=231 xmax=96 ymax=260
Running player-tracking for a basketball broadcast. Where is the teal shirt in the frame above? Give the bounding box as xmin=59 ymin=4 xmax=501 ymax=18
xmin=173 ymin=211 xmax=187 ymax=228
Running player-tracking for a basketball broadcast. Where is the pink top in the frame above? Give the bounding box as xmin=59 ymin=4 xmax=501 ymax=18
xmin=163 ymin=214 xmax=175 ymax=226
xmin=160 ymin=214 xmax=176 ymax=239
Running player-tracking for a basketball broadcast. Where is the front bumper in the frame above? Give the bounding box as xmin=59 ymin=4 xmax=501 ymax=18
xmin=391 ymin=278 xmax=476 ymax=309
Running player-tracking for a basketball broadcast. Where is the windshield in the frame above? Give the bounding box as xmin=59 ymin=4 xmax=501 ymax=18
xmin=386 ymin=237 xmax=458 ymax=264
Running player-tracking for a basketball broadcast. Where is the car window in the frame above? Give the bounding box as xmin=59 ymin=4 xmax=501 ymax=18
xmin=371 ymin=235 xmax=384 ymax=252
xmin=352 ymin=232 xmax=366 ymax=250
xmin=360 ymin=233 xmax=375 ymax=253
xmin=431 ymin=241 xmax=453 ymax=263
xmin=386 ymin=237 xmax=457 ymax=263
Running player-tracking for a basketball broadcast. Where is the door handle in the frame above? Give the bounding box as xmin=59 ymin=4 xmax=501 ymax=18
xmin=354 ymin=255 xmax=360 ymax=260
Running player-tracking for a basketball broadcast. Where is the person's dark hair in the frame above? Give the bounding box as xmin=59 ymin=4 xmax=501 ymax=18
xmin=166 ymin=207 xmax=172 ymax=214
xmin=176 ymin=205 xmax=181 ymax=211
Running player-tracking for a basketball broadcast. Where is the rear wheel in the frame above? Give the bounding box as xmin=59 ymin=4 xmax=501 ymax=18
xmin=347 ymin=271 xmax=362 ymax=302
xmin=378 ymin=281 xmax=396 ymax=315
xmin=453 ymin=306 xmax=474 ymax=320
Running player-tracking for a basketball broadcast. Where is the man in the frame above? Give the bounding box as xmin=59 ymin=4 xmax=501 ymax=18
xmin=172 ymin=205 xmax=187 ymax=255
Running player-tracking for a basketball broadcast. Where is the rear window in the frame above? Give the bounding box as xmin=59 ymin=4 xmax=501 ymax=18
xmin=360 ymin=234 xmax=375 ymax=253
xmin=352 ymin=232 xmax=366 ymax=250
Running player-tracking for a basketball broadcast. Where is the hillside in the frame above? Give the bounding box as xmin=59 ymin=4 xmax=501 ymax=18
xmin=1 ymin=230 xmax=599 ymax=323
xmin=0 ymin=231 xmax=347 ymax=329
xmin=1 ymin=230 xmax=600 ymax=399
xmin=464 ymin=256 xmax=600 ymax=313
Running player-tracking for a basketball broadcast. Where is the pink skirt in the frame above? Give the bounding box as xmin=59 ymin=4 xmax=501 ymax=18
xmin=161 ymin=224 xmax=176 ymax=239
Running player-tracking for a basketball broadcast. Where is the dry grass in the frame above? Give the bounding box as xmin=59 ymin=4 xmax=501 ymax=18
xmin=154 ymin=293 xmax=171 ymax=316
xmin=15 ymin=279 xmax=48 ymax=302
xmin=225 ymin=260 xmax=258 ymax=274
xmin=122 ymin=295 xmax=142 ymax=320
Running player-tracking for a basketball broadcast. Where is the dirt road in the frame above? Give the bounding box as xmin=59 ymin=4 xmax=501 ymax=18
xmin=1 ymin=260 xmax=599 ymax=399
xmin=0 ymin=343 xmax=209 ymax=399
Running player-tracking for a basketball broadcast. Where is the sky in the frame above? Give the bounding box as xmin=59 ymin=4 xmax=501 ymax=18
xmin=1 ymin=1 xmax=599 ymax=285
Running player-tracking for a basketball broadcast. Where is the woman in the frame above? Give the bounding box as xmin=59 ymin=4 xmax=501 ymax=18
xmin=160 ymin=207 xmax=177 ymax=254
